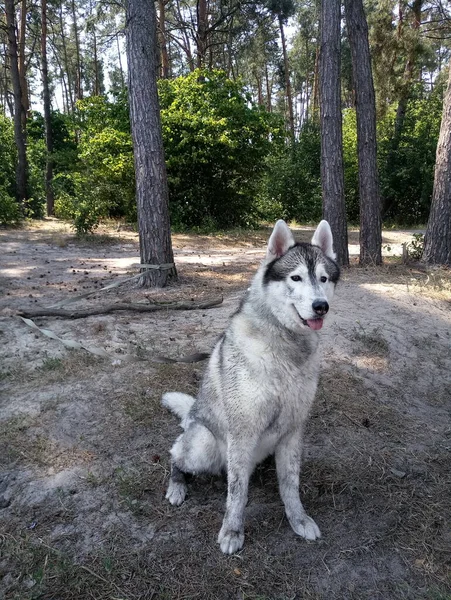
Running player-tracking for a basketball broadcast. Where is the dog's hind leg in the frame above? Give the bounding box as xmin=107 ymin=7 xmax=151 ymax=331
xmin=166 ymin=422 xmax=224 ymax=506
xmin=275 ymin=431 xmax=321 ymax=541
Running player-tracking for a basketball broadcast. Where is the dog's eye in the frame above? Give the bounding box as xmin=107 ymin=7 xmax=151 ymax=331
xmin=291 ymin=275 xmax=302 ymax=282
xmin=320 ymin=276 xmax=328 ymax=283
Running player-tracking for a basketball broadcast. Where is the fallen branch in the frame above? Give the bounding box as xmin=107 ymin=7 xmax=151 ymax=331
xmin=17 ymin=297 xmax=223 ymax=319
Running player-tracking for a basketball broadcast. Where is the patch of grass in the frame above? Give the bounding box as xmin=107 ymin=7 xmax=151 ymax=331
xmin=32 ymin=351 xmax=104 ymax=385
xmin=38 ymin=357 xmax=63 ymax=372
xmin=0 ymin=414 xmax=36 ymax=465
xmin=350 ymin=324 xmax=390 ymax=357
xmin=120 ymin=363 xmax=197 ymax=425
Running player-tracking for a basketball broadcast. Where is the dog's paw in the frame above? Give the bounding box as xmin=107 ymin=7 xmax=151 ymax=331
xmin=217 ymin=527 xmax=244 ymax=554
xmin=165 ymin=480 xmax=187 ymax=506
xmin=291 ymin=514 xmax=321 ymax=541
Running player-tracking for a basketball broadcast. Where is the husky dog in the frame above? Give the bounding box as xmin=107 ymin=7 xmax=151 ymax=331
xmin=162 ymin=220 xmax=340 ymax=554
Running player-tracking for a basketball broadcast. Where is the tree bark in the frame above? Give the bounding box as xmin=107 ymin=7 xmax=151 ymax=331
xmin=5 ymin=0 xmax=28 ymax=207
xmin=125 ymin=0 xmax=177 ymax=287
xmin=157 ymin=0 xmax=170 ymax=78
xmin=18 ymin=0 xmax=29 ymax=128
xmin=41 ymin=0 xmax=54 ymax=216
xmin=319 ymin=0 xmax=349 ymax=266
xmin=423 ymin=64 xmax=451 ymax=265
xmin=279 ymin=14 xmax=295 ymax=140
xmin=196 ymin=0 xmax=208 ymax=69
xmin=59 ymin=4 xmax=75 ymax=112
xmin=71 ymin=0 xmax=83 ymax=101
xmin=344 ymin=0 xmax=382 ymax=265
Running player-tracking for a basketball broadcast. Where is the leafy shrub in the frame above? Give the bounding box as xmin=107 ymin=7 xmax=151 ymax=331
xmin=407 ymin=233 xmax=425 ymax=260
xmin=159 ymin=70 xmax=282 ymax=228
xmin=378 ymin=91 xmax=442 ymax=225
xmin=343 ymin=87 xmax=442 ymax=226
xmin=258 ymin=122 xmax=322 ymax=223
xmin=0 ymin=189 xmax=21 ymax=224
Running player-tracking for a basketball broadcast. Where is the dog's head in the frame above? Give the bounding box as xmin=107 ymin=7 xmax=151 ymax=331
xmin=262 ymin=220 xmax=340 ymax=332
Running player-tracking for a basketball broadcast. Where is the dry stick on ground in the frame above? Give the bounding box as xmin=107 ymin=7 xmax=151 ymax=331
xmin=17 ymin=297 xmax=223 ymax=319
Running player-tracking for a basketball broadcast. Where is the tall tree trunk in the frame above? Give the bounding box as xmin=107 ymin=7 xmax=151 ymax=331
xmin=196 ymin=0 xmax=208 ymax=69
xmin=422 ymin=63 xmax=451 ymax=265
xmin=265 ymin=63 xmax=272 ymax=112
xmin=344 ymin=0 xmax=382 ymax=265
xmin=59 ymin=4 xmax=75 ymax=112
xmin=5 ymin=0 xmax=27 ymax=207
xmin=158 ymin=0 xmax=170 ymax=78
xmin=279 ymin=14 xmax=295 ymax=140
xmin=41 ymin=0 xmax=54 ymax=216
xmin=93 ymin=29 xmax=100 ymax=95
xmin=18 ymin=0 xmax=29 ymax=129
xmin=320 ymin=0 xmax=349 ymax=266
xmin=116 ymin=34 xmax=125 ymax=88
xmin=311 ymin=45 xmax=320 ymax=121
xmin=125 ymin=0 xmax=177 ymax=287
xmin=71 ymin=0 xmax=83 ymax=101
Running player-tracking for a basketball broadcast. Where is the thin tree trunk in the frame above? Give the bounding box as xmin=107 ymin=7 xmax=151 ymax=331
xmin=41 ymin=0 xmax=54 ymax=216
xmin=422 ymin=63 xmax=451 ymax=265
xmin=59 ymin=5 xmax=75 ymax=112
xmin=116 ymin=34 xmax=125 ymax=88
xmin=93 ymin=29 xmax=100 ymax=95
xmin=196 ymin=0 xmax=208 ymax=69
xmin=5 ymin=0 xmax=27 ymax=207
xmin=311 ymin=44 xmax=320 ymax=121
xmin=18 ymin=0 xmax=29 ymax=129
xmin=158 ymin=0 xmax=170 ymax=78
xmin=265 ymin=63 xmax=271 ymax=112
xmin=125 ymin=0 xmax=177 ymax=287
xmin=279 ymin=14 xmax=295 ymax=140
xmin=71 ymin=0 xmax=83 ymax=101
xmin=344 ymin=0 xmax=382 ymax=265
xmin=320 ymin=0 xmax=349 ymax=266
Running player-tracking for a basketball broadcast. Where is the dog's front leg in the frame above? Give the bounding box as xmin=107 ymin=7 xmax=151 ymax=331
xmin=275 ymin=431 xmax=321 ymax=541
xmin=217 ymin=439 xmax=253 ymax=554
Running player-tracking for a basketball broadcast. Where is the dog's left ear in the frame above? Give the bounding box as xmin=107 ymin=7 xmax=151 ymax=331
xmin=311 ymin=220 xmax=336 ymax=260
xmin=267 ymin=220 xmax=295 ymax=260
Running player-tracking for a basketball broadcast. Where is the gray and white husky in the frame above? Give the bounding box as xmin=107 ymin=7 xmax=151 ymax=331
xmin=162 ymin=220 xmax=340 ymax=554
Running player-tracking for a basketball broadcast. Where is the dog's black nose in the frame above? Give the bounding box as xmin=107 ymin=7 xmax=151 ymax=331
xmin=312 ymin=300 xmax=329 ymax=316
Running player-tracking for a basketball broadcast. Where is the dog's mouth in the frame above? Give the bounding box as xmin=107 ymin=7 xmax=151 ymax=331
xmin=302 ymin=317 xmax=323 ymax=330
xmin=293 ymin=306 xmax=324 ymax=330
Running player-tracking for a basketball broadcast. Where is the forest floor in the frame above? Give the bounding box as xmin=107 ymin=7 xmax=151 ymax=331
xmin=0 ymin=219 xmax=450 ymax=600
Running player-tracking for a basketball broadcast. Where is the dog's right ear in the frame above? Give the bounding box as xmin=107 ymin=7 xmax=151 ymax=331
xmin=266 ymin=220 xmax=295 ymax=260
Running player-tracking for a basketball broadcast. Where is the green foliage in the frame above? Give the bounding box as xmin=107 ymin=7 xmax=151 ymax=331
xmin=407 ymin=233 xmax=425 ymax=260
xmin=258 ymin=122 xmax=322 ymax=223
xmin=159 ymin=70 xmax=282 ymax=228
xmin=54 ymin=96 xmax=134 ymax=233
xmin=0 ymin=115 xmax=20 ymax=224
xmin=0 ymin=190 xmax=21 ymax=224
xmin=378 ymin=90 xmax=442 ymax=224
xmin=342 ymin=109 xmax=359 ymax=223
xmin=342 ymin=87 xmax=442 ymax=225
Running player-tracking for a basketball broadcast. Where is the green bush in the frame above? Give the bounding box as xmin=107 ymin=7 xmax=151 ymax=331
xmin=0 ymin=189 xmax=21 ymax=224
xmin=258 ymin=122 xmax=322 ymax=223
xmin=159 ymin=70 xmax=282 ymax=228
xmin=342 ymin=87 xmax=442 ymax=226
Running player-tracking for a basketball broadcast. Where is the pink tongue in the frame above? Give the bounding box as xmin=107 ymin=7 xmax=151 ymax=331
xmin=307 ymin=318 xmax=323 ymax=330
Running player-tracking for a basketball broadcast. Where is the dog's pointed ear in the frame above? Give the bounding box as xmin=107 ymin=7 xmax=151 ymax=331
xmin=311 ymin=220 xmax=336 ymax=260
xmin=266 ymin=220 xmax=295 ymax=260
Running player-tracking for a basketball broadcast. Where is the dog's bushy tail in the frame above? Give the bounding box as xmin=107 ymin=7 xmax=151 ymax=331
xmin=162 ymin=392 xmax=195 ymax=427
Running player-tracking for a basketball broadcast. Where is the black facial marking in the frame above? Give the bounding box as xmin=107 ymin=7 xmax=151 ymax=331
xmin=263 ymin=242 xmax=340 ymax=285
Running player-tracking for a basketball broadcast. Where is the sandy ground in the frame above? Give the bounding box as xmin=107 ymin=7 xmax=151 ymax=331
xmin=0 ymin=220 xmax=450 ymax=600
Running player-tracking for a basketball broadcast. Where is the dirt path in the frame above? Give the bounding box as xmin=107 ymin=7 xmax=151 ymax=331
xmin=1 ymin=221 xmax=450 ymax=600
